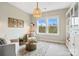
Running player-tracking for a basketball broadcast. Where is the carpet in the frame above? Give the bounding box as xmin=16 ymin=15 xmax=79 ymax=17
xmin=18 ymin=41 xmax=70 ymax=56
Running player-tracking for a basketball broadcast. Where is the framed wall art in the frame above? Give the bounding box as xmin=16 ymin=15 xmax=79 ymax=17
xmin=8 ymin=17 xmax=24 ymax=28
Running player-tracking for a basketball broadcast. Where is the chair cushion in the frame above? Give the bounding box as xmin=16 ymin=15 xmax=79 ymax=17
xmin=28 ymin=37 xmax=37 ymax=43
xmin=5 ymin=39 xmax=11 ymax=44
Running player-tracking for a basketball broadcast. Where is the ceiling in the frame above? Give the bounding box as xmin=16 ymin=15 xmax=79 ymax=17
xmin=8 ymin=2 xmax=73 ymax=14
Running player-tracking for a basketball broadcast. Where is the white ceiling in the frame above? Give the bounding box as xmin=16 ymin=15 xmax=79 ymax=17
xmin=8 ymin=2 xmax=73 ymax=14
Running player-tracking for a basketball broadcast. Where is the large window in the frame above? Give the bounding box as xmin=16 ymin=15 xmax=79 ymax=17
xmin=48 ymin=18 xmax=58 ymax=33
xmin=37 ymin=18 xmax=46 ymax=33
xmin=37 ymin=17 xmax=59 ymax=35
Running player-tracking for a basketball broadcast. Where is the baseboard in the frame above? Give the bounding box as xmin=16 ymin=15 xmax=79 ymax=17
xmin=38 ymin=39 xmax=65 ymax=45
xmin=65 ymin=44 xmax=73 ymax=56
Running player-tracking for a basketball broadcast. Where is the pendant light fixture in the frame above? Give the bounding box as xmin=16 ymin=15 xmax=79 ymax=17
xmin=33 ymin=2 xmax=42 ymax=18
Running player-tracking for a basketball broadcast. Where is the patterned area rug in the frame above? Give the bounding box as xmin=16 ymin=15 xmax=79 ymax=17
xmin=18 ymin=42 xmax=49 ymax=56
xmin=18 ymin=41 xmax=70 ymax=56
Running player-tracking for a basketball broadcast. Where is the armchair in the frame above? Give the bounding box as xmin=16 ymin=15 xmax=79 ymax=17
xmin=0 ymin=38 xmax=19 ymax=56
xmin=0 ymin=44 xmax=16 ymax=56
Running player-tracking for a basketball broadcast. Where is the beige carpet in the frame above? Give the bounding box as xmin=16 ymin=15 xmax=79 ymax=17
xmin=18 ymin=41 xmax=71 ymax=56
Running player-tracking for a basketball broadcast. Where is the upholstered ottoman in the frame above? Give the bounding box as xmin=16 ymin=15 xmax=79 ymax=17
xmin=26 ymin=37 xmax=37 ymax=51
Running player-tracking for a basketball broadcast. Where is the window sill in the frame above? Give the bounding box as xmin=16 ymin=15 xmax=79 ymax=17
xmin=37 ymin=33 xmax=59 ymax=36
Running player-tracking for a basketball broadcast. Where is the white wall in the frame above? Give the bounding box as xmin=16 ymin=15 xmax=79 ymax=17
xmin=31 ymin=8 xmax=68 ymax=44
xmin=0 ymin=3 xmax=31 ymax=40
xmin=0 ymin=2 xmax=68 ymax=44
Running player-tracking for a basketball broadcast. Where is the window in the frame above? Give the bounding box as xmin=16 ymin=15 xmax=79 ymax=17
xmin=37 ymin=18 xmax=46 ymax=33
xmin=48 ymin=18 xmax=58 ymax=33
xmin=37 ymin=17 xmax=59 ymax=35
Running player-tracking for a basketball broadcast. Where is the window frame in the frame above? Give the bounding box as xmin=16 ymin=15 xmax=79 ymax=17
xmin=37 ymin=16 xmax=59 ymax=35
xmin=37 ymin=18 xmax=47 ymax=34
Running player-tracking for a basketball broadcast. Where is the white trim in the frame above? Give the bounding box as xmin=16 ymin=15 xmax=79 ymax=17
xmin=36 ymin=16 xmax=59 ymax=35
xmin=66 ymin=3 xmax=76 ymax=16
xmin=36 ymin=17 xmax=46 ymax=34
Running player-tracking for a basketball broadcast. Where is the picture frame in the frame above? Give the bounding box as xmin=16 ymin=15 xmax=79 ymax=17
xmin=8 ymin=17 xmax=24 ymax=28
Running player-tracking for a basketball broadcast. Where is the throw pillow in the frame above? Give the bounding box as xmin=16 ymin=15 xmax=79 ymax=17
xmin=0 ymin=38 xmax=6 ymax=45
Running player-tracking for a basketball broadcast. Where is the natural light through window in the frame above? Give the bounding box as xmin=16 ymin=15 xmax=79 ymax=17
xmin=37 ymin=17 xmax=59 ymax=35
xmin=37 ymin=18 xmax=46 ymax=33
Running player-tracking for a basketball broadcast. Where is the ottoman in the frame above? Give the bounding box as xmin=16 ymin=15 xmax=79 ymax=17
xmin=26 ymin=37 xmax=37 ymax=51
